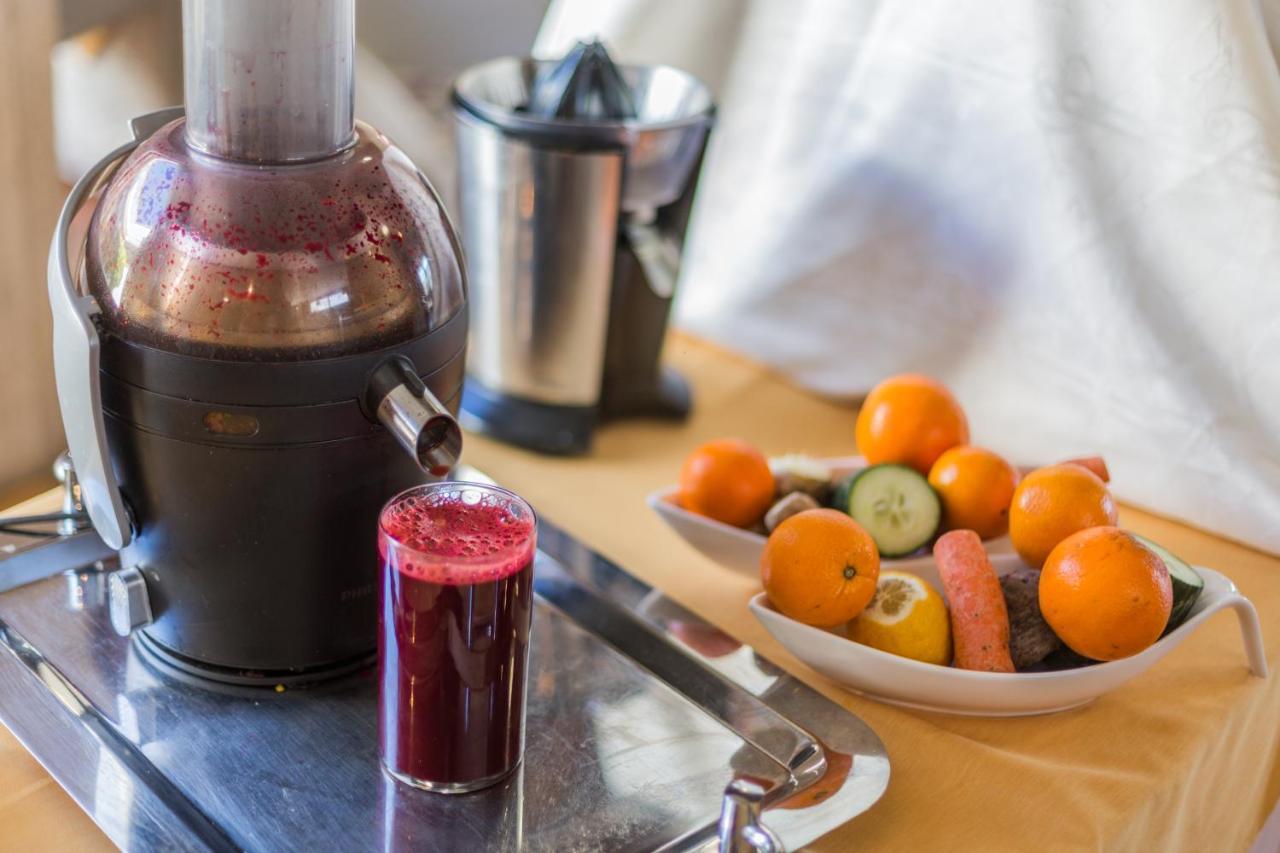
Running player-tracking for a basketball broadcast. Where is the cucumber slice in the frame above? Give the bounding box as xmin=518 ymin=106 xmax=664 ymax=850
xmin=840 ymin=464 xmax=942 ymax=558
xmin=1134 ymin=534 xmax=1204 ymax=634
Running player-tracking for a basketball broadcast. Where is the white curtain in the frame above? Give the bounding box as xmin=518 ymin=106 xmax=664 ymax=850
xmin=538 ymin=0 xmax=1280 ymax=554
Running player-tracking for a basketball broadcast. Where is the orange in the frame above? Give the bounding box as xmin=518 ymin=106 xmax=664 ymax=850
xmin=678 ymin=438 xmax=775 ymax=528
xmin=1009 ymin=463 xmax=1118 ymax=568
xmin=761 ymin=509 xmax=880 ymax=628
xmin=1039 ymin=526 xmax=1172 ymax=660
xmin=927 ymin=445 xmax=1019 ymax=540
xmin=855 ymin=373 xmax=969 ymax=474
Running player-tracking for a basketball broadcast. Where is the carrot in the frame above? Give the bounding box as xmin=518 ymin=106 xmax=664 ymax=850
xmin=933 ymin=530 xmax=1015 ymax=672
xmin=1060 ymin=455 xmax=1110 ymax=483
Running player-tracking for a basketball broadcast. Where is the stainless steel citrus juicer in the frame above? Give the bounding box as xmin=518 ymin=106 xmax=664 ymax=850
xmin=454 ymin=40 xmax=714 ymax=454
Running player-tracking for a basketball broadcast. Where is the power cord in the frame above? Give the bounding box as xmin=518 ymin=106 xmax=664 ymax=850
xmin=0 ymin=511 xmax=91 ymax=538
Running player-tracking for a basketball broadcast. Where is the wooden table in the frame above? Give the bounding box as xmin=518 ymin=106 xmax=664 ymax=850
xmin=2 ymin=335 xmax=1277 ymax=851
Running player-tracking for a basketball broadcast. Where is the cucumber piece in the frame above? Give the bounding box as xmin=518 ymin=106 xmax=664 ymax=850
xmin=1134 ymin=534 xmax=1204 ymax=634
xmin=839 ymin=464 xmax=942 ymax=558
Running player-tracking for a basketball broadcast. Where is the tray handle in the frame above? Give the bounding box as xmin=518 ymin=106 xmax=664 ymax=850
xmin=1226 ymin=594 xmax=1268 ymax=678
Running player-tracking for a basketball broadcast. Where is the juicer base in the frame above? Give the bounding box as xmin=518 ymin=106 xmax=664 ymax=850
xmin=133 ymin=629 xmax=375 ymax=692
xmin=599 ymin=364 xmax=691 ymax=422
xmin=460 ymin=378 xmax=597 ymax=455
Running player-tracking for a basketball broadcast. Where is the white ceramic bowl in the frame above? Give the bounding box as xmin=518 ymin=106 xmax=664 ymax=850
xmin=749 ymin=552 xmax=1267 ymax=716
xmin=647 ymin=455 xmax=1014 ymax=578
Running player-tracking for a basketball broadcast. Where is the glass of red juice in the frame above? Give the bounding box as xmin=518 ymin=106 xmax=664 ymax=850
xmin=377 ymin=482 xmax=536 ymax=793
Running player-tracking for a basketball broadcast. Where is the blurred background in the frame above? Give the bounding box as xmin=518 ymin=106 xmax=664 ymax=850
xmin=2 ymin=0 xmax=1279 ymax=552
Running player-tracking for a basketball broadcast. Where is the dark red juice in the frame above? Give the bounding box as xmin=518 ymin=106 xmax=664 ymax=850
xmin=377 ymin=485 xmax=535 ymax=791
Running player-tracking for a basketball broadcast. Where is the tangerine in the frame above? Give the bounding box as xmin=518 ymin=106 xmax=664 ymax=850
xmin=927 ymin=445 xmax=1019 ymax=540
xmin=855 ymin=374 xmax=969 ymax=474
xmin=678 ymin=438 xmax=775 ymax=528
xmin=761 ymin=509 xmax=880 ymax=628
xmin=1009 ymin=463 xmax=1118 ymax=568
xmin=1039 ymin=526 xmax=1172 ymax=660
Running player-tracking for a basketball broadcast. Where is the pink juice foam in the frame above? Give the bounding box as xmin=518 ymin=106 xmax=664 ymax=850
xmin=379 ymin=490 xmax=534 ymax=584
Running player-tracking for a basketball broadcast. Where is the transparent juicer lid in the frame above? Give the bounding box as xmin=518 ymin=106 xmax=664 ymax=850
xmin=80 ymin=0 xmax=464 ymax=361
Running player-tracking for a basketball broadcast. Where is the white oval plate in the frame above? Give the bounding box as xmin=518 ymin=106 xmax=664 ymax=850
xmin=749 ymin=552 xmax=1268 ymax=716
xmin=647 ymin=455 xmax=1014 ymax=578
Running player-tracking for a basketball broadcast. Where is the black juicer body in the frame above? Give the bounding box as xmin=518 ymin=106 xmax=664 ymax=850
xmin=100 ymin=311 xmax=465 ymax=684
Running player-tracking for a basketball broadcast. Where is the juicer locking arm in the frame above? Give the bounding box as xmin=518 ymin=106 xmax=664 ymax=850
xmin=366 ymin=357 xmax=462 ymax=476
xmin=47 ymin=108 xmax=184 ymax=552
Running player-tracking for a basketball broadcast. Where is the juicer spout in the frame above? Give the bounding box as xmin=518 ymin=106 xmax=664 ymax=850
xmin=367 ymin=358 xmax=462 ymax=476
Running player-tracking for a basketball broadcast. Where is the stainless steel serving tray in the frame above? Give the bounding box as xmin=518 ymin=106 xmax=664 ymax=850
xmin=0 ymin=469 xmax=888 ymax=851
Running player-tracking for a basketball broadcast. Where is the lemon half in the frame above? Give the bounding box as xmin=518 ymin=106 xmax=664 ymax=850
xmin=847 ymin=570 xmax=952 ymax=666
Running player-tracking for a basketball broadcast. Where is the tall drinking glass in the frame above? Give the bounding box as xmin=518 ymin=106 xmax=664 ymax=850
xmin=377 ymin=482 xmax=536 ymax=792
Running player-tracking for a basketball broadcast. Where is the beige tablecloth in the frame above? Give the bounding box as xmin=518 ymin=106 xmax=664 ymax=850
xmin=2 ymin=335 xmax=1278 ymax=851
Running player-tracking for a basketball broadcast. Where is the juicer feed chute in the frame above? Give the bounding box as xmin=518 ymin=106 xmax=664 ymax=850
xmin=183 ymin=0 xmax=357 ymax=164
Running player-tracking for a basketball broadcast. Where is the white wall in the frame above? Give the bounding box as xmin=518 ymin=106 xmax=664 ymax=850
xmin=357 ymin=0 xmax=549 ymax=89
